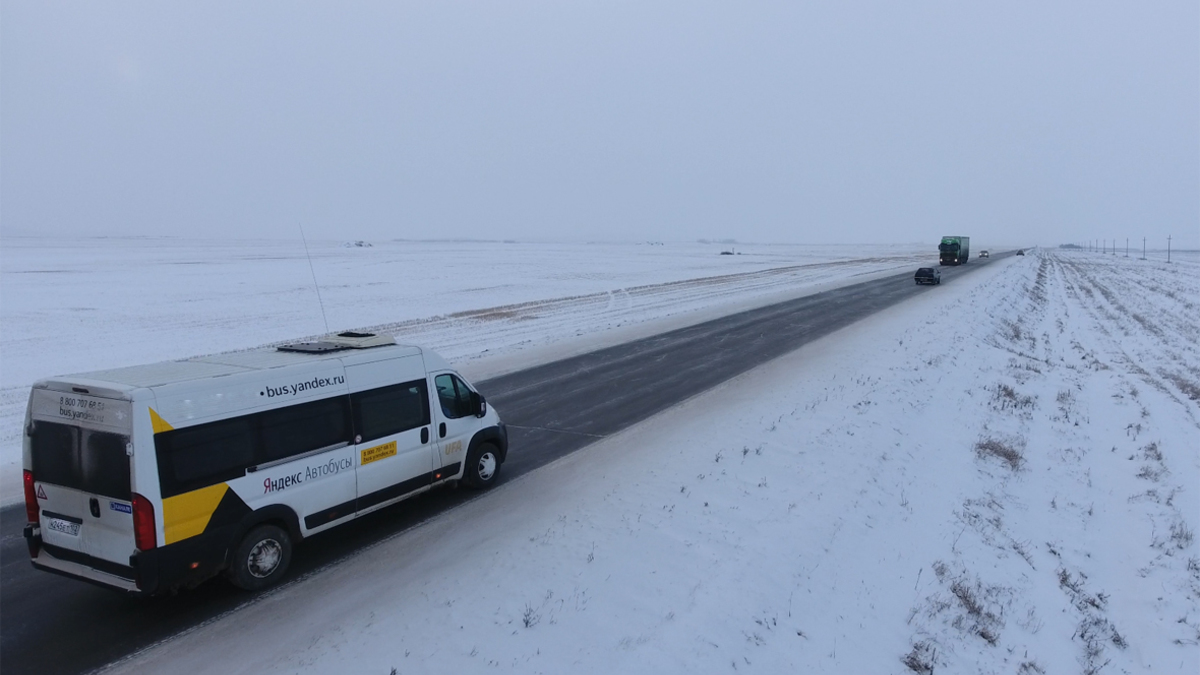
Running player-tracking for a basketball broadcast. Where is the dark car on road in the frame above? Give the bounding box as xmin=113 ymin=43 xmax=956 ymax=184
xmin=1016 ymin=249 xmax=1025 ymax=256
xmin=914 ymin=267 xmax=941 ymax=285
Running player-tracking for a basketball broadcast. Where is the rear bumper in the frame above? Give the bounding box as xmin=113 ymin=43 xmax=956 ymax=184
xmin=25 ymin=525 xmax=141 ymax=593
xmin=23 ymin=523 xmax=223 ymax=595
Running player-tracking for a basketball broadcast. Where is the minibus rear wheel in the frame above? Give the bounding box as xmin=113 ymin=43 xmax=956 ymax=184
xmin=228 ymin=524 xmax=293 ymax=591
xmin=464 ymin=442 xmax=502 ymax=489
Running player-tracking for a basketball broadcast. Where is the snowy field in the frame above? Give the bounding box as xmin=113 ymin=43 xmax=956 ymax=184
xmin=98 ymin=249 xmax=1199 ymax=675
xmin=0 ymin=237 xmax=933 ymax=504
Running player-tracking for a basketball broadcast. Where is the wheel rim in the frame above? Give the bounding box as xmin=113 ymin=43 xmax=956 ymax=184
xmin=247 ymin=538 xmax=283 ymax=578
xmin=476 ymin=452 xmax=497 ymax=482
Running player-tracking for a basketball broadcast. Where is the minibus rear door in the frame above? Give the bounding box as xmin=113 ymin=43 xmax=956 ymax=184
xmin=28 ymin=389 xmax=136 ymax=573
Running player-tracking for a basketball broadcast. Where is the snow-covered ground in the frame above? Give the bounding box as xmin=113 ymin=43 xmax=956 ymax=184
xmin=0 ymin=237 xmax=933 ymax=504
xmin=99 ymin=249 xmax=1199 ymax=675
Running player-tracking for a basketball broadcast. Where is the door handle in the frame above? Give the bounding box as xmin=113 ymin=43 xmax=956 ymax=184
xmin=421 ymin=427 xmax=429 ymax=444
xmin=439 ymin=423 xmax=447 ymax=438
xmin=89 ymin=498 xmax=100 ymax=518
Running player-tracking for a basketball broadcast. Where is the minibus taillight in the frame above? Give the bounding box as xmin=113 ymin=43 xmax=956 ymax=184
xmin=132 ymin=493 xmax=156 ymax=550
xmin=23 ymin=470 xmax=39 ymax=523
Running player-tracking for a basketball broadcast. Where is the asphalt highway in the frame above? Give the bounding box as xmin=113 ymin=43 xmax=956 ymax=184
xmin=0 ymin=252 xmax=1010 ymax=675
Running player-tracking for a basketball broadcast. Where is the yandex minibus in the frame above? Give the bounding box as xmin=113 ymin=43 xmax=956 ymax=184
xmin=22 ymin=332 xmax=508 ymax=594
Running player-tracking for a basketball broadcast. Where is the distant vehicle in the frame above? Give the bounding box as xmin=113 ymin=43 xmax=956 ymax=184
xmin=938 ymin=236 xmax=970 ymax=265
xmin=1016 ymin=249 xmax=1025 ymax=256
xmin=914 ymin=267 xmax=941 ymax=285
xmin=23 ymin=332 xmax=508 ymax=595
xmin=979 ymin=250 xmax=990 ymax=258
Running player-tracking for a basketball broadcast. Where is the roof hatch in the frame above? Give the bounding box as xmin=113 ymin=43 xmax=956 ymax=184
xmin=277 ymin=331 xmax=396 ymax=354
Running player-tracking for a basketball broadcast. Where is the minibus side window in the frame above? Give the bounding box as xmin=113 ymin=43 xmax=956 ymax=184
xmin=351 ymin=380 xmax=430 ymax=444
xmin=155 ymin=394 xmax=354 ymax=498
xmin=435 ymin=374 xmax=475 ymax=419
xmin=259 ymin=397 xmax=352 ymax=463
xmin=157 ymin=417 xmax=255 ymax=498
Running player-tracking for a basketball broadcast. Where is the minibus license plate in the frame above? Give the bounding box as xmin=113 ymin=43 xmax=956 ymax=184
xmin=47 ymin=518 xmax=81 ymax=537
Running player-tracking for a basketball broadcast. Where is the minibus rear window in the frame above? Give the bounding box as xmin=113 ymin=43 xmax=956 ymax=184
xmin=30 ymin=421 xmax=131 ymax=500
xmin=31 ymin=422 xmax=79 ymax=488
xmin=84 ymin=431 xmax=133 ymax=500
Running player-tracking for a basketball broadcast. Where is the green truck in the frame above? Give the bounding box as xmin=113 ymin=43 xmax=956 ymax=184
xmin=938 ymin=236 xmax=970 ymax=265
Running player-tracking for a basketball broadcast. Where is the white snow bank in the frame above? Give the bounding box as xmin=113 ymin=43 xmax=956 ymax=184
xmin=101 ymin=250 xmax=1199 ymax=674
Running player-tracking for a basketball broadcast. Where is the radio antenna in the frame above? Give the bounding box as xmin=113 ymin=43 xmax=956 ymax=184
xmin=299 ymin=223 xmax=331 ymax=334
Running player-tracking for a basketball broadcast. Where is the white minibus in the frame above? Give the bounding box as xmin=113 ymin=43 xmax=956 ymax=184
xmin=22 ymin=332 xmax=507 ymax=594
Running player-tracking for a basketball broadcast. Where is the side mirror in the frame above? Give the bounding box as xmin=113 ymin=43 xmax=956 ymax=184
xmin=471 ymin=391 xmax=486 ymax=417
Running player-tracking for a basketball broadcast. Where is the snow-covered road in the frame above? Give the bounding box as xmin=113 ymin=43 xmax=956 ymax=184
xmin=100 ymin=249 xmax=1199 ymax=674
xmin=0 ymin=238 xmax=931 ymax=504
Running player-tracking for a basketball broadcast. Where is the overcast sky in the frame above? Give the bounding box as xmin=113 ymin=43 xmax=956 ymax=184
xmin=2 ymin=2 xmax=1196 ymax=246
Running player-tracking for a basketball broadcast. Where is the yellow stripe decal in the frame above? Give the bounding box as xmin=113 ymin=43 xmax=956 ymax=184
xmin=162 ymin=483 xmax=228 ymax=545
xmin=149 ymin=408 xmax=174 ymax=433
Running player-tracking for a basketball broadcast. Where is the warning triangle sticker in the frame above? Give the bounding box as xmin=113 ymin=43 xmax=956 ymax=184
xmin=36 ymin=485 xmax=47 ymax=500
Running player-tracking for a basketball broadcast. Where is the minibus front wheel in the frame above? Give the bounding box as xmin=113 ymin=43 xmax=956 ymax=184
xmin=464 ymin=442 xmax=502 ymax=489
xmin=228 ymin=524 xmax=293 ymax=591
